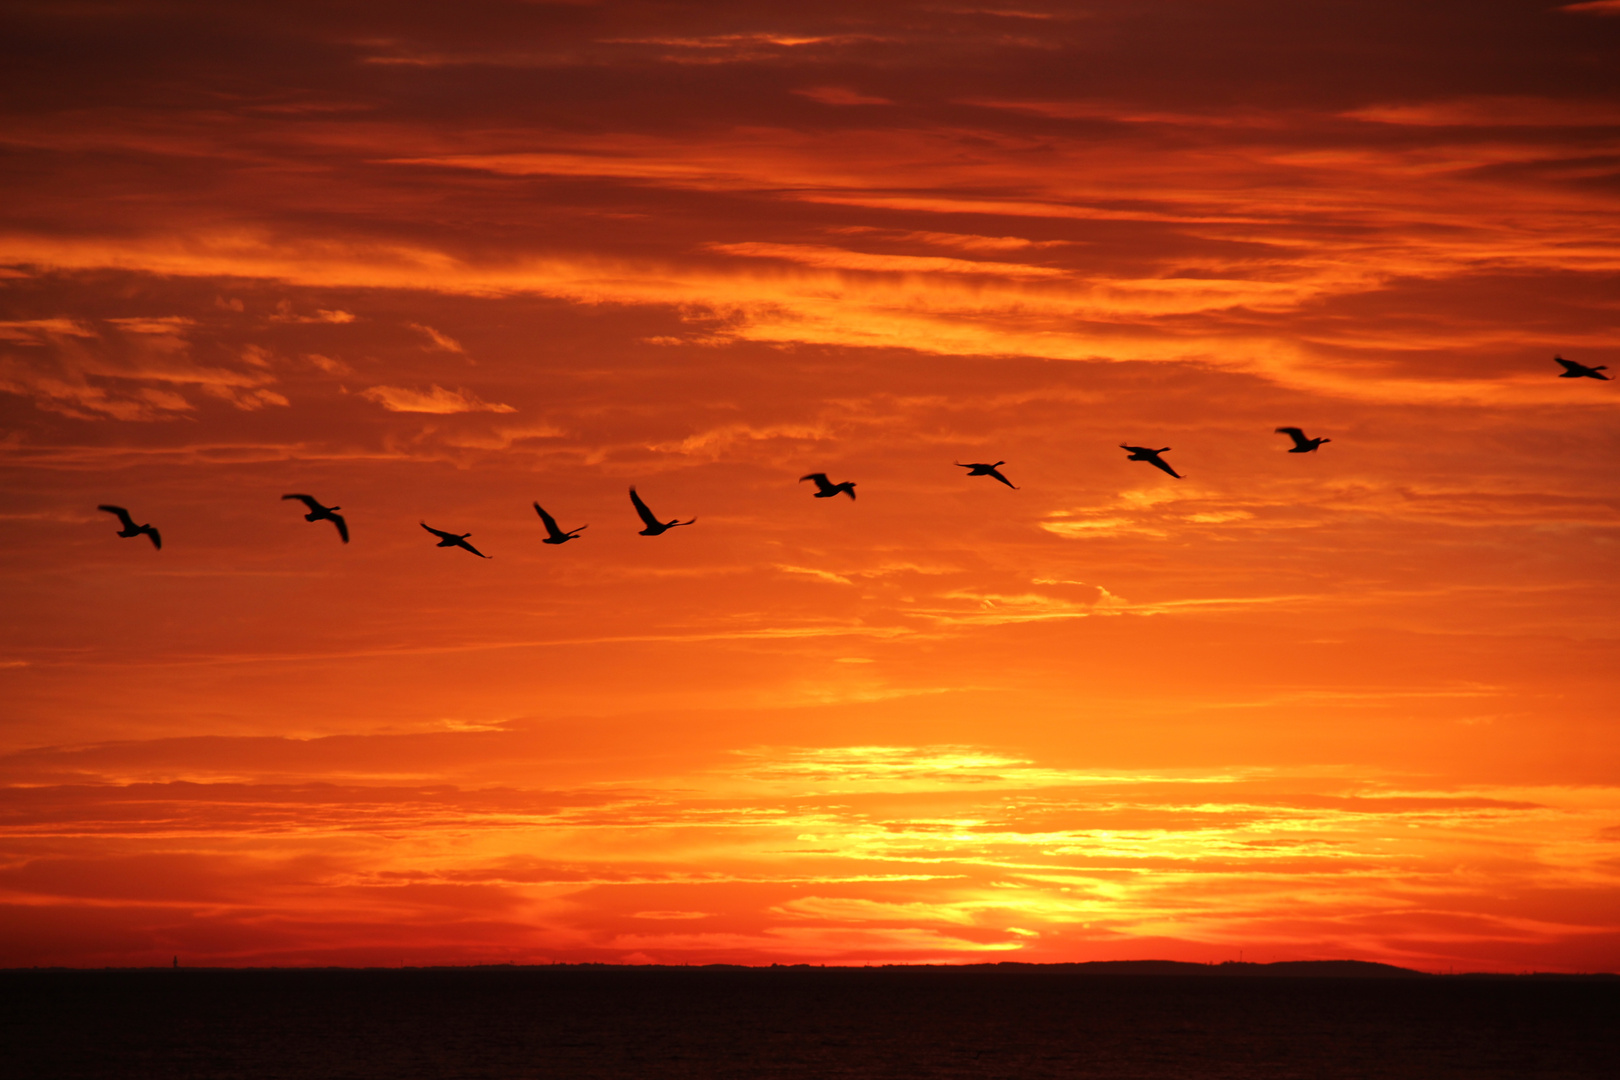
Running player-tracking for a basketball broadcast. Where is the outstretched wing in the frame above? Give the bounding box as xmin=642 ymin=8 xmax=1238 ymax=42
xmin=282 ymin=494 xmax=319 ymax=511
xmin=331 ymin=513 xmax=349 ymax=543
xmin=459 ymin=539 xmax=491 ymax=558
xmin=98 ymin=504 xmax=136 ymax=530
xmin=421 ymin=521 xmax=452 ymax=540
xmin=1148 ymin=457 xmax=1182 ymax=479
xmin=533 ymin=501 xmax=565 ymax=539
xmin=1554 ymin=357 xmax=1581 ymax=374
xmin=1275 ymin=426 xmax=1309 ymax=449
xmin=145 ymin=526 xmax=162 ymax=550
xmin=987 ymin=468 xmax=1017 ymax=489
xmin=799 ymin=473 xmax=832 ymax=494
xmin=629 ymin=487 xmax=660 ymax=528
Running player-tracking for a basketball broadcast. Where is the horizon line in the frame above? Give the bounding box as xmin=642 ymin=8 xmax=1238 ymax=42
xmin=6 ymin=959 xmax=1615 ymax=979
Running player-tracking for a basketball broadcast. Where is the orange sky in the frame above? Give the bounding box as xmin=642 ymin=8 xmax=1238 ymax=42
xmin=2 ymin=0 xmax=1618 ymax=972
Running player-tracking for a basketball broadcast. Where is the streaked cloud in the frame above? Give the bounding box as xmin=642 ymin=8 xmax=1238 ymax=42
xmin=706 ymin=241 xmax=1070 ymax=278
xmin=0 ymin=318 xmax=98 ymax=341
xmin=793 ymin=87 xmax=894 ymax=106
xmin=1344 ymin=96 xmax=1620 ymax=128
xmin=0 ymin=314 xmax=288 ymax=419
xmin=407 ymin=322 xmax=466 ymax=354
xmin=270 ymin=303 xmax=356 ymax=324
xmin=1 ymin=729 xmax=1614 ymax=968
xmin=358 ymin=384 xmax=515 ymax=413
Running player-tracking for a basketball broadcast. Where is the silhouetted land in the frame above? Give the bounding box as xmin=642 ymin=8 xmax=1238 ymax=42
xmin=3 ymin=963 xmax=1616 ymax=1078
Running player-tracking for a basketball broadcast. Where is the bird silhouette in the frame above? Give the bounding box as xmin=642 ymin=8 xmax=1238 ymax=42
xmin=97 ymin=505 xmax=161 ymax=549
xmin=1554 ymin=356 xmax=1609 ymax=381
xmin=534 ymin=502 xmax=586 ymax=544
xmin=801 ymin=473 xmax=856 ymax=499
xmin=1275 ymin=427 xmax=1330 ymax=453
xmin=420 ymin=522 xmax=490 ymax=558
xmin=282 ymin=494 xmax=348 ymax=542
xmin=1119 ymin=445 xmax=1182 ymax=479
xmin=630 ymin=487 xmax=694 ymax=536
xmin=955 ymin=461 xmax=1018 ymax=489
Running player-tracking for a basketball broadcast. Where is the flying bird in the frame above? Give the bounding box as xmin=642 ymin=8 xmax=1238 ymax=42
xmin=1275 ymin=427 xmax=1331 ymax=453
xmin=420 ymin=522 xmax=490 ymax=558
xmin=800 ymin=473 xmax=856 ymax=499
xmin=281 ymin=494 xmax=348 ymax=542
xmin=533 ymin=502 xmax=586 ymax=544
xmin=1119 ymin=445 xmax=1182 ymax=479
xmin=97 ymin=505 xmax=161 ymax=549
xmin=955 ymin=461 xmax=1018 ymax=489
xmin=1554 ymin=356 xmax=1609 ymax=380
xmin=629 ymin=487 xmax=694 ymax=536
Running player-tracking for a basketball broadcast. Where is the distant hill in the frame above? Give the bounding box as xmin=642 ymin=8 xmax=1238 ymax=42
xmin=958 ymin=959 xmax=1429 ymax=978
xmin=1249 ymin=960 xmax=1429 ymax=978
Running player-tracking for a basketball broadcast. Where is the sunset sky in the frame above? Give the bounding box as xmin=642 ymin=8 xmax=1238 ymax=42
xmin=2 ymin=0 xmax=1618 ymax=972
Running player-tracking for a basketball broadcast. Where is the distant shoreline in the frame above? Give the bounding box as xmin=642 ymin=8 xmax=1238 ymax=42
xmin=6 ymin=959 xmax=1616 ymax=979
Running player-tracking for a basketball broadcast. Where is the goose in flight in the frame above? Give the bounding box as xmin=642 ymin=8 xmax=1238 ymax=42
xmin=420 ymin=522 xmax=490 ymax=558
xmin=533 ymin=502 xmax=586 ymax=544
xmin=97 ymin=505 xmax=161 ymax=549
xmin=281 ymin=494 xmax=348 ymax=542
xmin=800 ymin=473 xmax=856 ymax=500
xmin=630 ymin=487 xmax=694 ymax=536
xmin=1119 ymin=445 xmax=1181 ymax=479
xmin=955 ymin=461 xmax=1018 ymax=489
xmin=1554 ymin=356 xmax=1609 ymax=380
xmin=1275 ymin=427 xmax=1330 ymax=453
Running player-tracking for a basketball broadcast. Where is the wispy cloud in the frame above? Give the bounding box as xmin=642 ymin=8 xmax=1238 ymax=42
xmin=2 ymin=731 xmax=1613 ymax=968
xmin=358 ymin=384 xmax=514 ymax=413
xmin=1344 ymin=96 xmax=1620 ymax=128
xmin=0 ymin=315 xmax=287 ymax=419
xmin=793 ymin=87 xmax=894 ymax=106
xmin=1560 ymin=1 xmax=1620 ymax=15
xmin=706 ymin=241 xmax=1069 ymax=278
xmin=407 ymin=322 xmax=466 ymax=354
xmin=270 ymin=302 xmax=355 ymax=324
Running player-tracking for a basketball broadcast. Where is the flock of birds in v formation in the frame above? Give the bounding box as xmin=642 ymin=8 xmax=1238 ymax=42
xmin=94 ymin=356 xmax=1611 ymax=557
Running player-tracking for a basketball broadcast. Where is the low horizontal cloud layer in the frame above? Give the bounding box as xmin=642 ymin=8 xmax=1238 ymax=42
xmin=1 ymin=732 xmax=1615 ymax=969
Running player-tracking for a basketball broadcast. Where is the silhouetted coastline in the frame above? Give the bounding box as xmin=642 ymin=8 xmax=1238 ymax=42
xmin=11 ymin=958 xmax=1615 ymax=977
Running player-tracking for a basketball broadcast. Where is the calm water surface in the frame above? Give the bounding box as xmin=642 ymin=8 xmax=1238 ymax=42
xmin=4 ymin=967 xmax=1616 ymax=1079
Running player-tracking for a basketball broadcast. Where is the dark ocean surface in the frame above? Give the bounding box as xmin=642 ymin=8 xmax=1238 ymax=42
xmin=3 ymin=963 xmax=1616 ymax=1079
